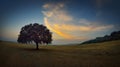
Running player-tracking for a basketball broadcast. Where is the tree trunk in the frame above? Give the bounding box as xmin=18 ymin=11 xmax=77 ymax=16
xmin=36 ymin=42 xmax=39 ymax=50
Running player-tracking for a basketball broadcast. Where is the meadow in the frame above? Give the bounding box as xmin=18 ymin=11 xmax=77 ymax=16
xmin=0 ymin=40 xmax=120 ymax=67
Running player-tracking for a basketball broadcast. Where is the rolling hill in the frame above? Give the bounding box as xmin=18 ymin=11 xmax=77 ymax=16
xmin=0 ymin=40 xmax=120 ymax=67
xmin=81 ymin=30 xmax=120 ymax=44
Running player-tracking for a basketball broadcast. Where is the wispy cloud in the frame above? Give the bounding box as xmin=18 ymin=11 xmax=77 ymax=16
xmin=42 ymin=3 xmax=76 ymax=39
xmin=42 ymin=3 xmax=72 ymax=23
xmin=42 ymin=3 xmax=114 ymax=40
xmin=51 ymin=23 xmax=114 ymax=32
xmin=44 ymin=17 xmax=75 ymax=39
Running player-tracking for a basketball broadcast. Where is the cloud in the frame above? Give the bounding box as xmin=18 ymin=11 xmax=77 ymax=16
xmin=42 ymin=3 xmax=114 ymax=41
xmin=42 ymin=3 xmax=76 ymax=39
xmin=44 ymin=17 xmax=88 ymax=40
xmin=42 ymin=3 xmax=73 ymax=23
xmin=52 ymin=23 xmax=114 ymax=32
xmin=44 ymin=17 xmax=75 ymax=39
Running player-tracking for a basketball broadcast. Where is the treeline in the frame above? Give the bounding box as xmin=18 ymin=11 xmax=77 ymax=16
xmin=81 ymin=30 xmax=120 ymax=44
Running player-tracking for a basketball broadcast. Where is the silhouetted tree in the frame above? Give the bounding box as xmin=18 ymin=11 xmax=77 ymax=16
xmin=17 ymin=23 xmax=52 ymax=49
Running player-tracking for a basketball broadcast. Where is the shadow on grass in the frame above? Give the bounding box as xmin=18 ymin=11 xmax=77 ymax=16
xmin=20 ymin=47 xmax=56 ymax=52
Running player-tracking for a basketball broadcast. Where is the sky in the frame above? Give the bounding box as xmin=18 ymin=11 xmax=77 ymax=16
xmin=0 ymin=0 xmax=120 ymax=44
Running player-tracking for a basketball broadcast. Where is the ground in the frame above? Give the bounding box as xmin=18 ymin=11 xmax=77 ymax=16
xmin=0 ymin=40 xmax=120 ymax=67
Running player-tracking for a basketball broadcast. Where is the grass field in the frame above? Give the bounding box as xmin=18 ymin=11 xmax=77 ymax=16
xmin=0 ymin=40 xmax=120 ymax=67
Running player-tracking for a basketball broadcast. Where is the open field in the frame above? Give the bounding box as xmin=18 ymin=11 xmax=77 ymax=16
xmin=0 ymin=40 xmax=120 ymax=67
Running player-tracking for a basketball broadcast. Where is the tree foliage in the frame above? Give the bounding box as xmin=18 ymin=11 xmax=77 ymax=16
xmin=17 ymin=23 xmax=52 ymax=49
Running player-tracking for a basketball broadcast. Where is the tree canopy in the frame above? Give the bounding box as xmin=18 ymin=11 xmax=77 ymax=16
xmin=17 ymin=23 xmax=52 ymax=49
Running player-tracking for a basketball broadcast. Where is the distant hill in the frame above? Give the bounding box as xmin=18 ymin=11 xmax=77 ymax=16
xmin=81 ymin=30 xmax=120 ymax=44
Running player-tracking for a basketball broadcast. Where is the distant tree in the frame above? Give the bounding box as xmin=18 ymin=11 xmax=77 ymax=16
xmin=17 ymin=23 xmax=52 ymax=49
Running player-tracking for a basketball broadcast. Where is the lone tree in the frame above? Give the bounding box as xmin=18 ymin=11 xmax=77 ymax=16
xmin=17 ymin=23 xmax=52 ymax=49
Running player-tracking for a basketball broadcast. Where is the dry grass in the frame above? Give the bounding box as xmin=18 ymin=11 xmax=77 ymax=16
xmin=0 ymin=40 xmax=120 ymax=67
